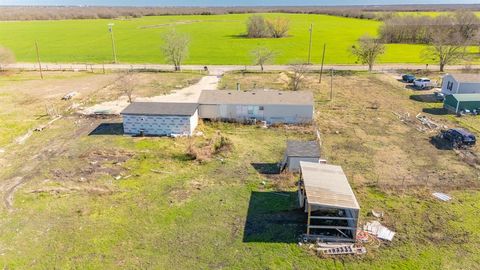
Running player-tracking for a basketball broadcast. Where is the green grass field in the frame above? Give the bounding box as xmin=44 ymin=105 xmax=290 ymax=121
xmin=1 ymin=13 xmax=476 ymax=65
xmin=1 ymin=71 xmax=480 ymax=268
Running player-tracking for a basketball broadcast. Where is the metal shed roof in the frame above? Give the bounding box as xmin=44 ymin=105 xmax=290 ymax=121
xmin=121 ymin=102 xmax=198 ymax=116
xmin=300 ymin=162 xmax=360 ymax=210
xmin=286 ymin=140 xmax=320 ymax=157
xmin=451 ymin=94 xmax=480 ymax=102
xmin=198 ymin=90 xmax=313 ymax=106
xmin=450 ymin=73 xmax=480 ymax=83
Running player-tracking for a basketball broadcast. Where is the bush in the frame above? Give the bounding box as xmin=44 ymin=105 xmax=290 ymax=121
xmin=246 ymin=15 xmax=290 ymax=38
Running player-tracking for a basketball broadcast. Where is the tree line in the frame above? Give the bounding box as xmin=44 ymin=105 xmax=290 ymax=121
xmin=1 ymin=5 xmax=479 ymax=21
xmin=380 ymin=11 xmax=480 ymax=44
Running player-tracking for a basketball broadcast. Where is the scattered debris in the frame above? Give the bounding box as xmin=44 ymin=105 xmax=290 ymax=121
xmin=416 ymin=113 xmax=439 ymax=130
xmin=356 ymin=230 xmax=370 ymax=242
xmin=363 ymin=221 xmax=395 ymax=241
xmin=433 ymin=192 xmax=452 ymax=201
xmin=371 ymin=209 xmax=384 ymax=218
xmin=150 ymin=169 xmax=172 ymax=174
xmin=62 ymin=91 xmax=78 ymax=100
xmin=393 ymin=111 xmax=411 ymax=123
xmin=319 ymin=244 xmax=367 ymax=255
xmin=15 ymin=130 xmax=33 ymax=145
xmin=28 ymin=185 xmax=113 ymax=195
xmin=34 ymin=115 xmax=63 ymax=132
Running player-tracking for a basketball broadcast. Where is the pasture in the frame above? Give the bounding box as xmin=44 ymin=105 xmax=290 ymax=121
xmin=0 ymin=70 xmax=479 ymax=268
xmin=1 ymin=13 xmax=475 ymax=65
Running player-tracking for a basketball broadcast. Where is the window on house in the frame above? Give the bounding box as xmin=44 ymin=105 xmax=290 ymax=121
xmin=447 ymin=81 xmax=453 ymax=91
xmin=248 ymin=106 xmax=254 ymax=115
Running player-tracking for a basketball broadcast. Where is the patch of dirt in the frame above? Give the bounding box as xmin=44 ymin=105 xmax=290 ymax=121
xmin=51 ymin=149 xmax=135 ymax=183
xmin=28 ymin=185 xmax=113 ymax=195
xmin=168 ymin=178 xmax=212 ymax=205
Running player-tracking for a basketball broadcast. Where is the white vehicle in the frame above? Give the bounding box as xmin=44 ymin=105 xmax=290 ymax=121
xmin=413 ymin=78 xmax=434 ymax=89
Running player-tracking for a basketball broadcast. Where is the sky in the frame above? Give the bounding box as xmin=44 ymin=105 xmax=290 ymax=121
xmin=0 ymin=0 xmax=479 ymax=6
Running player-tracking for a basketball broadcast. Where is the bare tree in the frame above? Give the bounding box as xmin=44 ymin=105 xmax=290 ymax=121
xmin=351 ymin=34 xmax=385 ymax=72
xmin=423 ymin=15 xmax=467 ymax=72
xmin=0 ymin=46 xmax=15 ymax=71
xmin=266 ymin=17 xmax=290 ymax=38
xmin=454 ymin=10 xmax=480 ymax=43
xmin=251 ymin=47 xmax=276 ymax=71
xmin=161 ymin=29 xmax=189 ymax=71
xmin=246 ymin=15 xmax=268 ymax=38
xmin=118 ymin=71 xmax=135 ymax=103
xmin=288 ymin=63 xmax=308 ymax=91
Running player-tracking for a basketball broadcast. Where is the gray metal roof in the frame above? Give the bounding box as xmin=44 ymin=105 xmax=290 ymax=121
xmin=199 ymin=90 xmax=314 ymax=106
xmin=286 ymin=140 xmax=320 ymax=157
xmin=300 ymin=162 xmax=360 ymax=210
xmin=121 ymin=102 xmax=198 ymax=116
xmin=450 ymin=73 xmax=480 ymax=83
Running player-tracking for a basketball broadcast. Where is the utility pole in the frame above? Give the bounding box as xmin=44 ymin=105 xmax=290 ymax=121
xmin=307 ymin=24 xmax=313 ymax=65
xmin=330 ymin=68 xmax=334 ymax=101
xmin=35 ymin=41 xmax=43 ymax=79
xmin=108 ymin=23 xmax=118 ymax=64
xmin=319 ymin=43 xmax=326 ymax=83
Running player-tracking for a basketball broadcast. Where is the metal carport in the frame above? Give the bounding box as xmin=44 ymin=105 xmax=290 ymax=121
xmin=298 ymin=161 xmax=360 ymax=242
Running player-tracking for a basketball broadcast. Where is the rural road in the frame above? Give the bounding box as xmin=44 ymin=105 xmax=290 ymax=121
xmin=5 ymin=62 xmax=480 ymax=72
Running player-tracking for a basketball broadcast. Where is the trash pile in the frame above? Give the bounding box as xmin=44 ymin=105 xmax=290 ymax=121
xmin=363 ymin=221 xmax=396 ymax=241
xmin=393 ymin=111 xmax=444 ymax=133
xmin=416 ymin=113 xmax=441 ymax=132
xmin=300 ymin=209 xmax=397 ymax=257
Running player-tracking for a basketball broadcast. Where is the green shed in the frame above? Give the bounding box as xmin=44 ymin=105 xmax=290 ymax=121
xmin=444 ymin=94 xmax=480 ymax=113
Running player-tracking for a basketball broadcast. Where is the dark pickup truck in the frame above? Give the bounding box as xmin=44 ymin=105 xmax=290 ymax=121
xmin=441 ymin=128 xmax=476 ymax=148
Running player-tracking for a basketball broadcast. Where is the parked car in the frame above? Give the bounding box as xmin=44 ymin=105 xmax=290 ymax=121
xmin=413 ymin=78 xmax=434 ymax=89
xmin=402 ymin=74 xmax=416 ymax=83
xmin=441 ymin=128 xmax=476 ymax=148
xmin=433 ymin=91 xmax=445 ymax=101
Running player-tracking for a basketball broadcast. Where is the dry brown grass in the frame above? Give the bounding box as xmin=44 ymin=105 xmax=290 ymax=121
xmin=186 ymin=131 xmax=233 ymax=162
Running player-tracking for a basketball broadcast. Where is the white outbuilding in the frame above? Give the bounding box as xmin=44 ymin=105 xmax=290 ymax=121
xmin=281 ymin=140 xmax=323 ymax=172
xmin=121 ymin=102 xmax=198 ymax=136
xmin=441 ymin=73 xmax=480 ymax=95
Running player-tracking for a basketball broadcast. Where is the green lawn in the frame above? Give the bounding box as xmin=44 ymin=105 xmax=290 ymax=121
xmin=1 ymin=13 xmax=476 ymax=65
xmin=1 ymin=71 xmax=480 ymax=268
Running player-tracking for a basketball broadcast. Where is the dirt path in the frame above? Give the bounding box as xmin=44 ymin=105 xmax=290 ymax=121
xmin=136 ymin=74 xmax=220 ymax=103
xmin=79 ymin=72 xmax=222 ymax=115
xmin=0 ymin=118 xmax=103 ymax=211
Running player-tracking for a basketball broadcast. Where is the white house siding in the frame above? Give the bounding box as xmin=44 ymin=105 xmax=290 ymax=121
xmin=189 ymin=110 xmax=199 ymax=134
xmin=264 ymin=105 xmax=314 ymax=124
xmin=198 ymin=104 xmax=220 ymax=119
xmin=198 ymin=104 xmax=313 ymax=124
xmin=442 ymin=75 xmax=480 ymax=94
xmin=123 ymin=110 xmax=198 ymax=136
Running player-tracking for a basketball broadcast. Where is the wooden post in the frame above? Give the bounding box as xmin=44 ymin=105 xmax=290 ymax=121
xmin=102 ymin=63 xmax=106 ymax=74
xmin=35 ymin=41 xmax=43 ymax=79
xmin=319 ymin=43 xmax=326 ymax=83
xmin=307 ymin=24 xmax=313 ymax=64
xmin=330 ymin=68 xmax=334 ymax=101
xmin=306 ymin=204 xmax=312 ymax=235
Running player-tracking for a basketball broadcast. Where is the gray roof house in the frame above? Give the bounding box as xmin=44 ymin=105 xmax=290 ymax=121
xmin=441 ymin=73 xmax=480 ymax=95
xmin=121 ymin=102 xmax=199 ymax=136
xmin=281 ymin=140 xmax=324 ymax=172
xmin=198 ymin=90 xmax=314 ymax=124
